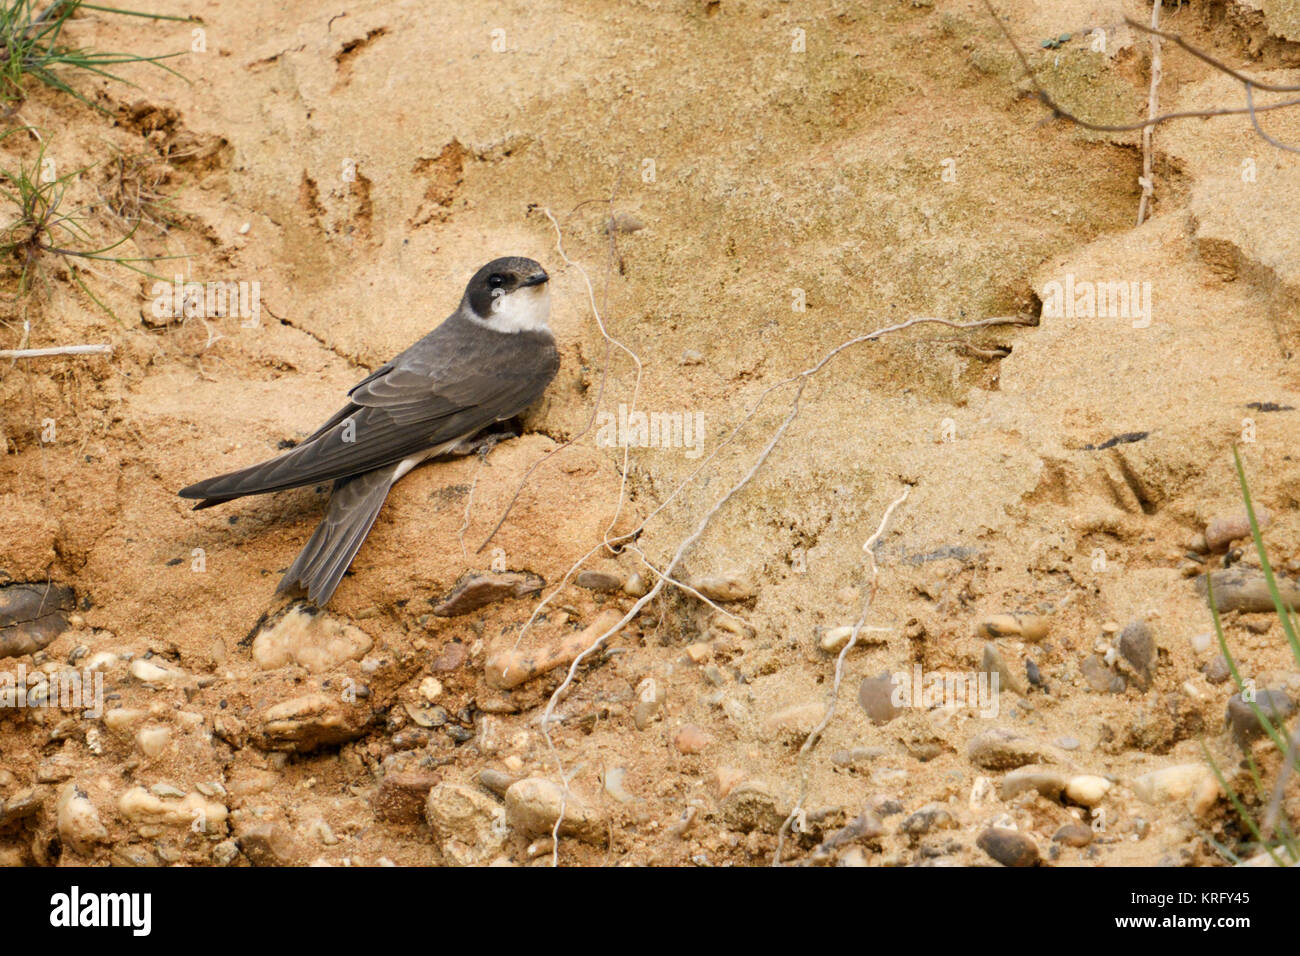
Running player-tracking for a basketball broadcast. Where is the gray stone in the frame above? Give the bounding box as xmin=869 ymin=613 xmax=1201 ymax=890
xmin=1227 ymin=689 xmax=1295 ymax=749
xmin=976 ymin=827 xmax=1039 ymax=867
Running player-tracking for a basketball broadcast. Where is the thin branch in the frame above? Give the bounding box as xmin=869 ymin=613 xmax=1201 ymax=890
xmin=0 ymin=343 xmax=112 ymax=358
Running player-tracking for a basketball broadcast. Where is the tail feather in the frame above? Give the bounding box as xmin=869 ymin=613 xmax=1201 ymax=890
xmin=276 ymin=464 xmax=398 ymax=605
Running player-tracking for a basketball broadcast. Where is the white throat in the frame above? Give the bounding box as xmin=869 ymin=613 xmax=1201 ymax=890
xmin=473 ymin=284 xmax=551 ymax=333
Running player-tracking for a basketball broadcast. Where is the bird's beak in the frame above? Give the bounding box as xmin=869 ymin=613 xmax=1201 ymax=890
xmin=520 ymin=271 xmax=549 ymax=288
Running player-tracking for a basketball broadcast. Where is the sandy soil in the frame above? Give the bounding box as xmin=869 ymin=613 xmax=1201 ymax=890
xmin=3 ymin=0 xmax=1300 ymax=867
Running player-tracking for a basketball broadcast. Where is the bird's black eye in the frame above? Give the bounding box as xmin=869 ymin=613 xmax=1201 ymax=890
xmin=488 ymin=274 xmax=506 ymax=288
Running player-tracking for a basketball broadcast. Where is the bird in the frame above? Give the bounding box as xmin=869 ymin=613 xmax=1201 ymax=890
xmin=179 ymin=256 xmax=559 ymax=606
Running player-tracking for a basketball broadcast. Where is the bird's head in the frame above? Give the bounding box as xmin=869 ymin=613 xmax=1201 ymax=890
xmin=463 ymin=256 xmax=551 ymax=333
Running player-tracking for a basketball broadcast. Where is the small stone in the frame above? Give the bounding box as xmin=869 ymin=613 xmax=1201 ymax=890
xmin=1052 ymin=824 xmax=1093 ymax=847
xmin=478 ymin=768 xmax=517 ymax=798
xmin=255 ymin=693 xmax=368 ymax=752
xmin=1189 ymin=632 xmax=1213 ymax=655
xmin=602 ymin=767 xmax=637 ymax=804
xmin=981 ymin=642 xmax=1027 ymax=696
xmin=684 ymin=642 xmax=712 ymax=664
xmin=899 ymin=803 xmax=957 ymax=836
xmin=135 ymin=725 xmax=170 ymax=758
xmin=976 ymin=613 xmax=1049 ymax=643
xmin=998 ymin=768 xmax=1068 ymax=801
xmin=819 ymin=626 xmax=857 ymax=654
xmin=1197 ymin=567 xmax=1300 ymax=613
xmin=679 ymin=349 xmax=704 ymax=365
xmin=419 ymin=677 xmax=443 ymax=702
xmin=0 ymin=583 xmax=75 ymax=659
xmin=374 ymin=770 xmax=442 ymax=824
xmin=690 ymin=571 xmax=756 ymax=603
xmin=831 ymin=746 xmax=885 ymax=767
xmin=575 ymin=570 xmax=622 ymax=592
xmin=129 ymin=658 xmax=186 ymax=685
xmin=715 ymin=765 xmax=745 ymax=798
xmin=632 ymin=677 xmax=666 ymax=730
xmin=968 ymin=729 xmax=1046 ymax=770
xmin=1055 ymin=736 xmax=1081 ymax=751
xmin=858 ymin=673 xmax=902 ymax=724
xmin=504 ymin=778 xmax=606 ymax=844
xmin=1081 ymin=654 xmax=1126 ymax=694
xmin=1118 ymin=620 xmax=1156 ymax=689
xmin=250 ymin=606 xmax=372 ymax=672
xmin=206 ymin=839 xmax=238 ymax=865
xmin=1227 ymin=689 xmax=1294 ymax=749
xmin=56 ymin=783 xmax=108 ymax=854
xmin=426 ymin=783 xmax=508 ymax=866
xmin=607 ymin=211 xmax=645 ymax=234
xmin=761 ymin=702 xmax=826 ymax=741
xmin=1131 ymin=764 xmax=1221 ymax=817
xmin=237 ymin=822 xmax=303 ymax=866
xmin=976 ymin=827 xmax=1039 ymax=867
xmin=1064 ymin=774 xmax=1111 ymax=807
xmin=720 ymin=781 xmax=786 ymax=834
xmin=674 ymin=724 xmax=713 ymax=754
xmin=1206 ymin=509 xmax=1271 ymax=553
xmin=623 ymin=572 xmax=649 ymax=597
xmin=1205 ymin=655 xmax=1232 ymax=684
xmin=431 ymin=570 xmax=544 ymax=616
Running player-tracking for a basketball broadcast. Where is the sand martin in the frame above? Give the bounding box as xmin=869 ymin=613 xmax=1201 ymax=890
xmin=180 ymin=256 xmax=558 ymax=606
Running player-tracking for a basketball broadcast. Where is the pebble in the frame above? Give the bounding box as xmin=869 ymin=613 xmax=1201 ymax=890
xmin=431 ymin=570 xmax=544 ymax=616
xmin=998 ymin=768 xmax=1067 ymax=801
xmin=373 ymin=770 xmax=442 ymax=824
xmin=1118 ymin=620 xmax=1156 ymax=688
xmin=899 ymin=803 xmax=957 ymax=836
xmin=576 ymin=570 xmax=623 ymax=592
xmin=250 ymin=606 xmax=372 ymax=672
xmin=976 ymin=827 xmax=1040 ymax=867
xmin=1227 ymin=689 xmax=1294 ymax=749
xmin=56 ymin=783 xmax=108 ymax=854
xmin=118 ymin=787 xmax=228 ymax=830
xmin=674 ymin=724 xmax=713 ymax=754
xmin=478 ymin=768 xmax=517 ymax=798
xmin=1131 ymin=764 xmax=1221 ymax=817
xmin=136 ymin=725 xmax=170 ymax=758
xmin=976 ymin=613 xmax=1049 ymax=643
xmin=1081 ymin=654 xmax=1126 ymax=694
xmin=0 ymin=583 xmax=75 ymax=659
xmin=858 ymin=673 xmax=902 ymax=724
xmin=1064 ymin=774 xmax=1111 ymax=807
xmin=237 ymin=822 xmax=303 ymax=866
xmin=968 ymin=729 xmax=1046 ymax=770
xmin=690 ymin=571 xmax=756 ymax=603
xmin=211 ymin=840 xmax=240 ymax=866
xmin=633 ymin=677 xmax=666 ymax=730
xmin=981 ymin=642 xmax=1027 ymax=696
xmin=1197 ymin=567 xmax=1300 ymax=613
xmin=623 ymin=572 xmax=648 ymax=598
xmin=504 ymin=778 xmax=606 ymax=844
xmin=1052 ymin=824 xmax=1093 ymax=847
xmin=1205 ymin=508 xmax=1270 ymax=553
xmin=715 ymin=765 xmax=746 ymax=798
xmin=1056 ymin=736 xmax=1080 ymax=751
xmin=255 ymin=693 xmax=367 ymax=753
xmin=128 ymin=658 xmax=186 ymax=685
xmin=831 ymin=746 xmax=886 ymax=767
xmin=721 ymin=781 xmax=787 ymax=834
xmin=602 ymin=767 xmax=638 ymax=804
xmin=1189 ymin=631 xmax=1213 ymax=655
xmin=761 ymin=702 xmax=826 ymax=740
xmin=1205 ymin=655 xmax=1232 ymax=684
xmin=425 ymin=783 xmax=508 ymax=865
